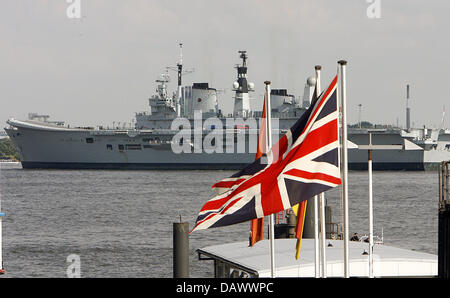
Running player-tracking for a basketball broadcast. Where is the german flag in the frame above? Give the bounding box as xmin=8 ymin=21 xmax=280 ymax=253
xmin=292 ymin=200 xmax=308 ymax=259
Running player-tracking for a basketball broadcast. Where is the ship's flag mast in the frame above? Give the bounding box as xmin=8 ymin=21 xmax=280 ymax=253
xmin=176 ymin=43 xmax=183 ymax=117
xmin=406 ymin=84 xmax=411 ymax=131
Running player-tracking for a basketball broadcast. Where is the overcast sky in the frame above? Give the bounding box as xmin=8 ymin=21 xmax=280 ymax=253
xmin=0 ymin=0 xmax=448 ymax=129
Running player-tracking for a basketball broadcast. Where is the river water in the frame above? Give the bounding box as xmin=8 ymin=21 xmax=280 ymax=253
xmin=0 ymin=163 xmax=439 ymax=277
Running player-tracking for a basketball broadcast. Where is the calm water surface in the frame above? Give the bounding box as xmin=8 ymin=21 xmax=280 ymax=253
xmin=0 ymin=163 xmax=439 ymax=277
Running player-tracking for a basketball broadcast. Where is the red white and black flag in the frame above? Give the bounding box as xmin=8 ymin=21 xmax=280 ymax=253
xmin=191 ymin=76 xmax=341 ymax=232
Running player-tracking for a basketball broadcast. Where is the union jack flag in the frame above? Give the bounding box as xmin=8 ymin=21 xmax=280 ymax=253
xmin=191 ymin=76 xmax=341 ymax=232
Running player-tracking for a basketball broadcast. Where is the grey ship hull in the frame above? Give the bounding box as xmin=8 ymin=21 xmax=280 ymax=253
xmin=16 ymin=160 xmax=430 ymax=171
xmin=5 ymin=119 xmax=450 ymax=171
xmin=19 ymin=161 xmax=251 ymax=170
xmin=347 ymin=150 xmax=426 ymax=171
xmin=347 ymin=128 xmax=450 ymax=171
xmin=19 ymin=159 xmax=427 ymax=171
xmin=5 ymin=119 xmax=255 ymax=170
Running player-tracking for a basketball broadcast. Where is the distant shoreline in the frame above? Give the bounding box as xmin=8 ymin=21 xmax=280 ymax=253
xmin=0 ymin=137 xmax=19 ymax=161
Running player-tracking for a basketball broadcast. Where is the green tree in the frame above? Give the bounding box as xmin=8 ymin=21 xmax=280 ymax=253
xmin=0 ymin=138 xmax=19 ymax=160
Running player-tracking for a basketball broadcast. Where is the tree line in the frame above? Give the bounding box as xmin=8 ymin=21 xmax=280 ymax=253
xmin=0 ymin=138 xmax=19 ymax=160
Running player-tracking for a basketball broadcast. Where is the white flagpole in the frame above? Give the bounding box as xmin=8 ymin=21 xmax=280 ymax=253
xmin=264 ymin=80 xmax=276 ymax=278
xmin=0 ymin=173 xmax=3 ymax=274
xmin=319 ymin=192 xmax=327 ymax=278
xmin=314 ymin=195 xmax=320 ymax=277
xmin=368 ymin=134 xmax=374 ymax=278
xmin=338 ymin=60 xmax=349 ymax=278
xmin=314 ymin=65 xmax=321 ymax=278
xmin=0 ymin=206 xmax=2 ymax=274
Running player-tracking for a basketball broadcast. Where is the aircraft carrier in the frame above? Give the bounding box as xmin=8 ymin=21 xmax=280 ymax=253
xmin=4 ymin=49 xmax=450 ymax=170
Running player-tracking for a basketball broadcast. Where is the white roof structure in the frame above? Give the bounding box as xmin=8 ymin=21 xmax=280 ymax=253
xmin=198 ymin=239 xmax=437 ymax=278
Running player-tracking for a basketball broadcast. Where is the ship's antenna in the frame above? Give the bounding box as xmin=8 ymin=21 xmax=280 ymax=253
xmin=238 ymin=50 xmax=247 ymax=67
xmin=358 ymin=104 xmax=362 ymax=128
xmin=167 ymin=42 xmax=194 ymax=85
xmin=177 ymin=43 xmax=183 ymax=87
xmin=406 ymin=84 xmax=411 ymax=131
xmin=165 ymin=43 xmax=194 ymax=117
xmin=179 ymin=43 xmax=183 ymax=66
xmin=177 ymin=43 xmax=184 ymax=117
